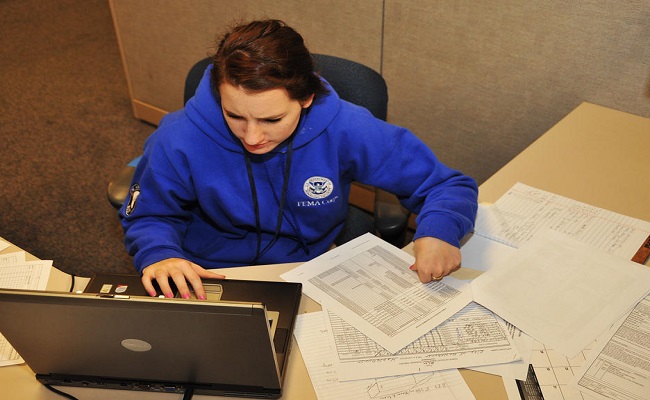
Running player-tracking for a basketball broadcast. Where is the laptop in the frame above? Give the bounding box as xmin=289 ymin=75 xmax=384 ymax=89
xmin=0 ymin=274 xmax=301 ymax=398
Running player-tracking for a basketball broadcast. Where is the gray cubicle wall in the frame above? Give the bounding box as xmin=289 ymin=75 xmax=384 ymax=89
xmin=382 ymin=1 xmax=650 ymax=183
xmin=110 ymin=0 xmax=650 ymax=184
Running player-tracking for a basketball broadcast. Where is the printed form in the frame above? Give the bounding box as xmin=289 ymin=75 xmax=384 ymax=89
xmin=470 ymin=321 xmax=534 ymax=381
xmin=474 ymin=182 xmax=650 ymax=259
xmin=281 ymin=233 xmax=473 ymax=354
xmin=0 ymin=252 xmax=52 ymax=367
xmin=472 ymin=229 xmax=650 ymax=358
xmin=526 ymin=339 xmax=598 ymax=400
xmin=472 ymin=183 xmax=650 ymax=400
xmin=572 ymin=294 xmax=650 ymax=400
xmin=324 ymin=301 xmax=520 ymax=381
xmin=294 ymin=311 xmax=477 ymax=400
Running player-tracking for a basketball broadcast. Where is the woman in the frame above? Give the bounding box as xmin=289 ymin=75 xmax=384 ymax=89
xmin=120 ymin=19 xmax=478 ymax=300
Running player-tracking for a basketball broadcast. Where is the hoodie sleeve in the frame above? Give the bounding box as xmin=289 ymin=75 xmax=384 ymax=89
xmin=335 ymin=106 xmax=478 ymax=248
xmin=119 ymin=125 xmax=196 ymax=273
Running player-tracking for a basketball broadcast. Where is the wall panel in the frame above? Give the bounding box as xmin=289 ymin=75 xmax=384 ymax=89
xmin=110 ymin=0 xmax=650 ymax=185
xmin=110 ymin=0 xmax=383 ymax=122
xmin=382 ymin=0 xmax=650 ymax=183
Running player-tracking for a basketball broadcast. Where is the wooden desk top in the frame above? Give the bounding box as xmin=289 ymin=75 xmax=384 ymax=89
xmin=479 ymin=102 xmax=650 ymax=222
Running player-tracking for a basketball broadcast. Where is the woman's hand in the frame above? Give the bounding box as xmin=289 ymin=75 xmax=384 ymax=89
xmin=141 ymin=258 xmax=226 ymax=300
xmin=409 ymin=237 xmax=461 ymax=283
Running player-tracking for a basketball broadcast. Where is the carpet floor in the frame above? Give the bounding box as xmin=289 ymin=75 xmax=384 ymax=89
xmin=1 ymin=0 xmax=155 ymax=277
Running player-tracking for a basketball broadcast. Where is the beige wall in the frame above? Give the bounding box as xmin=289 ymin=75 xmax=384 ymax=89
xmin=110 ymin=0 xmax=650 ymax=184
xmin=110 ymin=0 xmax=383 ymax=117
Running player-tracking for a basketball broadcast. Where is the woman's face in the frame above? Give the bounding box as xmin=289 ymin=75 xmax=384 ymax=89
xmin=219 ymin=82 xmax=314 ymax=154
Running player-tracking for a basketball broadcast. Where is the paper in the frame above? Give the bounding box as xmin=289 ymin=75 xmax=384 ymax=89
xmin=469 ymin=320 xmax=534 ymax=381
xmin=472 ymin=183 xmax=650 ymax=399
xmin=459 ymin=231 xmax=517 ymax=273
xmin=0 ymin=332 xmax=22 ymax=368
xmin=0 ymin=254 xmax=53 ymax=366
xmin=0 ymin=259 xmax=52 ymax=291
xmin=0 ymin=251 xmax=26 ymax=267
xmin=281 ymin=233 xmax=473 ymax=353
xmin=475 ymin=182 xmax=650 ymax=259
xmin=572 ymin=295 xmax=650 ymax=400
xmin=293 ymin=311 xmax=477 ymax=400
xmin=526 ymin=339 xmax=598 ymax=400
xmin=325 ymin=302 xmax=520 ymax=381
xmin=471 ymin=229 xmax=650 ymax=358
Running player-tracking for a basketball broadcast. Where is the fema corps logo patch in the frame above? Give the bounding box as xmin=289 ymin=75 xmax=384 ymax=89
xmin=125 ymin=183 xmax=140 ymax=216
xmin=303 ymin=176 xmax=334 ymax=199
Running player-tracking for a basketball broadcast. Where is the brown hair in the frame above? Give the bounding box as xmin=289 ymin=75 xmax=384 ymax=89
xmin=210 ymin=19 xmax=327 ymax=102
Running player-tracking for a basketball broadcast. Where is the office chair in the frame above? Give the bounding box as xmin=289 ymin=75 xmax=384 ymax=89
xmin=107 ymin=54 xmax=410 ymax=247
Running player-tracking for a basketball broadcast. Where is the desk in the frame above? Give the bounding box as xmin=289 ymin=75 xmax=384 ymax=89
xmin=479 ymin=102 xmax=650 ymax=224
xmin=0 ymin=237 xmax=506 ymax=399
xmin=2 ymin=102 xmax=649 ymax=399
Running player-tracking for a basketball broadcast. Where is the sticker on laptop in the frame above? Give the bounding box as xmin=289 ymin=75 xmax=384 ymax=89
xmin=100 ymin=284 xmax=112 ymax=294
xmin=115 ymin=285 xmax=128 ymax=293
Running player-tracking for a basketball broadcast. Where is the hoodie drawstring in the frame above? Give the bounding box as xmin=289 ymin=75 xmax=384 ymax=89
xmin=263 ymin=154 xmax=310 ymax=256
xmin=244 ymin=134 xmax=296 ymax=264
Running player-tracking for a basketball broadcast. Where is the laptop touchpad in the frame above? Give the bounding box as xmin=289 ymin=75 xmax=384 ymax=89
xmin=181 ymin=283 xmax=223 ymax=301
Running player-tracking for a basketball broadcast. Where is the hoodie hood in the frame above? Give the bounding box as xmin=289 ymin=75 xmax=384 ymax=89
xmin=183 ymin=64 xmax=341 ymax=154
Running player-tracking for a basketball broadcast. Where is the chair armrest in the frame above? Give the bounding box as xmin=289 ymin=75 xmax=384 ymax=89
xmin=107 ymin=165 xmax=136 ymax=209
xmin=374 ymin=189 xmax=410 ymax=247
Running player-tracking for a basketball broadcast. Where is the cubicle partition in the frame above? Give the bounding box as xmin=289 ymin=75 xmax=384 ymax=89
xmin=109 ymin=0 xmax=650 ymax=186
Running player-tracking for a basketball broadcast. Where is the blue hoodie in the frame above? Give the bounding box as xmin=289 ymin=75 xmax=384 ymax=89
xmin=120 ymin=65 xmax=478 ymax=272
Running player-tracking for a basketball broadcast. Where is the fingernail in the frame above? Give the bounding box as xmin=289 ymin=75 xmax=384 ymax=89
xmin=148 ymin=291 xmax=156 ymax=297
xmin=199 ymin=295 xmax=206 ymax=300
xmin=182 ymin=293 xmax=190 ymax=299
xmin=409 ymin=264 xmax=415 ymax=270
xmin=165 ymin=293 xmax=173 ymax=298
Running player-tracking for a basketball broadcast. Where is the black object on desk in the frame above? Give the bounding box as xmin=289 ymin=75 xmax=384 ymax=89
xmin=516 ymin=364 xmax=545 ymax=400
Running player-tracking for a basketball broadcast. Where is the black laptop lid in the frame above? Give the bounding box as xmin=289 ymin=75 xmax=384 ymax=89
xmin=0 ymin=288 xmax=297 ymax=397
xmin=83 ymin=274 xmax=302 ymax=373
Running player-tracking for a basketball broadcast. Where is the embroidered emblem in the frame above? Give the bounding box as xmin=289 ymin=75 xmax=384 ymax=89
xmin=125 ymin=183 xmax=140 ymax=216
xmin=303 ymin=176 xmax=334 ymax=199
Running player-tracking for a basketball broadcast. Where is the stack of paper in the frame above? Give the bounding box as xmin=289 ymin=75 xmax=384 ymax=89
xmin=0 ymin=242 xmax=53 ymax=367
xmin=282 ymin=183 xmax=650 ymax=400
xmin=474 ymin=183 xmax=650 ymax=400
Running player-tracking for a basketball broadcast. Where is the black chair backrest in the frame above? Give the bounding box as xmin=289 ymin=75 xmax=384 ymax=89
xmin=312 ymin=54 xmax=388 ymax=121
xmin=183 ymin=54 xmax=388 ymax=121
xmin=184 ymin=58 xmax=212 ymax=104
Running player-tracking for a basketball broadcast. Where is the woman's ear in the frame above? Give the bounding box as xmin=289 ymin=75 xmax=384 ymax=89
xmin=301 ymin=93 xmax=315 ymax=109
